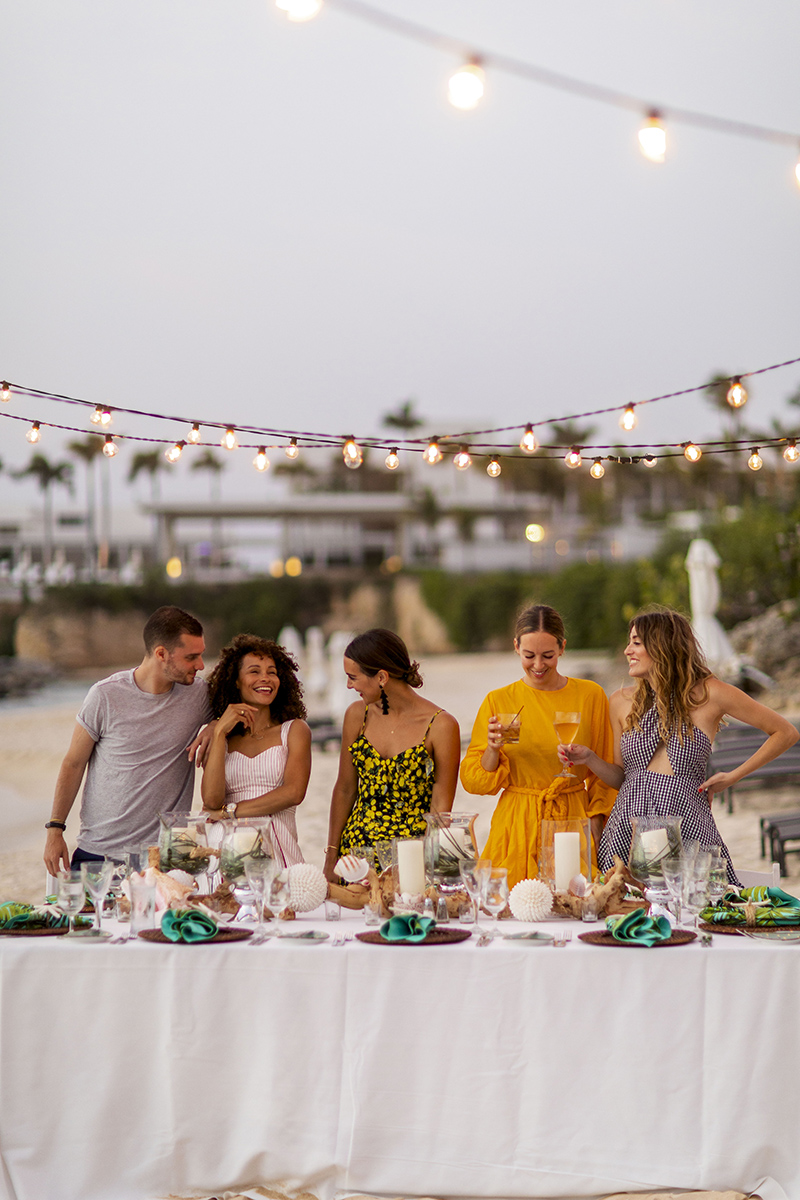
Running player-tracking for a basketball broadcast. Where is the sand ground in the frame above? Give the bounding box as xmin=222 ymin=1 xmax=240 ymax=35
xmin=2 ymin=651 xmax=798 ymax=902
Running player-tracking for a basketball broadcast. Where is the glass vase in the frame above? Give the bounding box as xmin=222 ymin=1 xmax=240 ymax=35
xmin=158 ymin=813 xmax=211 ymax=877
xmin=539 ymin=818 xmax=592 ymax=892
xmin=628 ymin=814 xmax=683 ymax=903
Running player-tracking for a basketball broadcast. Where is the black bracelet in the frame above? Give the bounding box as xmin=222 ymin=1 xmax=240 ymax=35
xmin=45 ymin=820 xmax=67 ymax=831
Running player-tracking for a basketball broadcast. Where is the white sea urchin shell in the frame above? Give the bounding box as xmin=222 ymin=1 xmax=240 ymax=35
xmin=509 ymin=878 xmax=553 ymax=922
xmin=287 ymin=863 xmax=328 ymax=913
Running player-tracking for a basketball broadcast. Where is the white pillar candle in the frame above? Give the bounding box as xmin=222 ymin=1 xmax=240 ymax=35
xmin=554 ymin=831 xmax=581 ymax=892
xmin=396 ymin=839 xmax=426 ymax=896
xmin=640 ymin=828 xmax=669 ymax=863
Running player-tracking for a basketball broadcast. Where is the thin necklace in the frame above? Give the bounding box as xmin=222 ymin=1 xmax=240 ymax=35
xmin=249 ymin=720 xmax=275 ymax=741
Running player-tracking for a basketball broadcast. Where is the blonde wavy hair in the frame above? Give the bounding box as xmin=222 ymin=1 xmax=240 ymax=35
xmin=624 ymin=609 xmax=712 ymax=742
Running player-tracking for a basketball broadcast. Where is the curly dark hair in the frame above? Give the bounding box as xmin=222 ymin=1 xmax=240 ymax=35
xmin=206 ymin=634 xmax=307 ymax=730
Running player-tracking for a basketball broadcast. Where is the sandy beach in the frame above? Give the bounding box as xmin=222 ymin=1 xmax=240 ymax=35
xmin=2 ymin=650 xmax=798 ymax=902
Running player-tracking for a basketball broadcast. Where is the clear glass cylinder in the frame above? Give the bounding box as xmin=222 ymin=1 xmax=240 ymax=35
xmin=219 ymin=818 xmax=274 ymax=887
xmin=423 ymin=812 xmax=480 ymax=894
xmin=158 ymin=813 xmax=211 ymax=877
xmin=628 ymin=814 xmax=683 ymax=901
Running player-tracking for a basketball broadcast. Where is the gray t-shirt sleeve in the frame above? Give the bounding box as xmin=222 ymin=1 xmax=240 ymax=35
xmin=76 ymin=682 xmax=106 ymax=743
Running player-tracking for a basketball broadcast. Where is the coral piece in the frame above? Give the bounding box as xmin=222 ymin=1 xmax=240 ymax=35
xmin=143 ymin=866 xmax=196 ymax=911
xmin=287 ymin=863 xmax=328 ymax=913
xmin=509 ymin=878 xmax=554 ymax=922
xmin=327 ymin=882 xmax=370 ymax=910
xmin=186 ymin=881 xmax=240 ymax=916
xmin=551 ymin=859 xmax=643 ymax=919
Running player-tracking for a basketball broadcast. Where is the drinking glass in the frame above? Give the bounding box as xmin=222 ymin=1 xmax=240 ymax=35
xmin=459 ymin=858 xmax=492 ymax=929
xmin=57 ymin=870 xmax=86 ymax=936
xmin=661 ymin=856 xmax=684 ymax=924
xmin=245 ymin=856 xmax=276 ymax=942
xmin=496 ymin=712 xmax=521 ymax=745
xmin=553 ymin=711 xmax=582 ymax=778
xmin=707 ymin=850 xmax=728 ymax=903
xmin=80 ymin=860 xmax=114 ymax=939
xmin=269 ymin=872 xmax=292 ymax=935
xmin=681 ymin=851 xmax=711 ymax=929
xmin=349 ymin=844 xmax=376 ymax=871
xmin=482 ymin=868 xmax=509 ymax=938
xmin=374 ymin=840 xmax=394 ymax=872
xmin=129 ymin=875 xmax=156 ymax=935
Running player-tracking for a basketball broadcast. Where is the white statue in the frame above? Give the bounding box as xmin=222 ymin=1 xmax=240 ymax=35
xmin=278 ymin=625 xmax=304 ymax=672
xmin=685 ymin=539 xmax=741 ymax=680
xmin=304 ymin=626 xmax=329 ymax=706
xmin=327 ymin=630 xmax=355 ymax=723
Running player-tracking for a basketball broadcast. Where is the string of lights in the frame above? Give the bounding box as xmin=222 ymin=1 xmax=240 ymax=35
xmin=277 ymin=0 xmax=800 ymax=180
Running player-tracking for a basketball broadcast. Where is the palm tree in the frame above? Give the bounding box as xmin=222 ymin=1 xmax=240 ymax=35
xmin=382 ymin=399 xmax=425 ymax=434
xmin=13 ymin=453 xmax=73 ymax=565
xmin=68 ymin=435 xmax=104 ymax=576
xmin=128 ymin=449 xmax=166 ymax=503
xmin=191 ymin=449 xmax=225 ymax=564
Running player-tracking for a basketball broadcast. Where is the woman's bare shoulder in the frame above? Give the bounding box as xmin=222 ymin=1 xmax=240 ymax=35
xmin=609 ymin=687 xmax=635 ymax=713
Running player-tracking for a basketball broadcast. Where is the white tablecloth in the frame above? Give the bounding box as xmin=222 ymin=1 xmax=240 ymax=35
xmin=0 ymin=912 xmax=797 ymax=1200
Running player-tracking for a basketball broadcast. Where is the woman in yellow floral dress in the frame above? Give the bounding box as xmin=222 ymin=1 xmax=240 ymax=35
xmin=323 ymin=629 xmax=460 ymax=881
xmin=460 ymin=604 xmax=616 ymax=889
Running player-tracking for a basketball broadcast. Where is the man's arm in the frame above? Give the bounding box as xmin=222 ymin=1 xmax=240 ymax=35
xmin=44 ymin=723 xmax=97 ymax=875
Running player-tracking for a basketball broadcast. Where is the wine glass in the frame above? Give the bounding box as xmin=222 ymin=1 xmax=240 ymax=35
xmin=269 ymin=871 xmax=292 ymax=936
xmin=375 ymin=840 xmax=394 ymax=872
xmin=707 ymin=850 xmax=728 ymax=903
xmin=553 ymin=711 xmax=582 ymax=779
xmin=661 ymin=856 xmax=684 ymax=924
xmin=482 ymin=867 xmax=509 ymax=938
xmin=459 ymin=858 xmax=492 ymax=929
xmin=681 ymin=851 xmax=711 ymax=930
xmin=245 ymin=856 xmax=276 ymax=943
xmin=57 ymin=870 xmax=86 ymax=936
xmin=80 ymin=859 xmax=115 ymax=939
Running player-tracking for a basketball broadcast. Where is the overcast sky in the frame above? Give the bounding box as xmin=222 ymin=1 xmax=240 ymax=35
xmin=2 ymin=0 xmax=800 ymax=508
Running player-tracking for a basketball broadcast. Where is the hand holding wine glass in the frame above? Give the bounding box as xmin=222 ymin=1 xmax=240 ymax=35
xmin=553 ymin=712 xmax=582 ymax=779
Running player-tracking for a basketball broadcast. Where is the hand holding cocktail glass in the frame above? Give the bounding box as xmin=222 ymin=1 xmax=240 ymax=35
xmin=553 ymin=711 xmax=582 ymax=779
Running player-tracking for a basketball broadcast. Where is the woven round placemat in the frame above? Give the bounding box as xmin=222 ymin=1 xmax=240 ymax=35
xmin=0 ymin=925 xmax=69 ymax=937
xmin=579 ymin=928 xmax=697 ymax=948
xmin=356 ymin=928 xmax=472 ymax=946
xmin=698 ymin=921 xmax=743 ymax=936
xmin=138 ymin=927 xmax=253 ymax=945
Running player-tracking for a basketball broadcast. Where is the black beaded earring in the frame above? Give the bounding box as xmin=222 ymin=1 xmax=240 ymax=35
xmin=379 ymin=686 xmax=390 ymax=715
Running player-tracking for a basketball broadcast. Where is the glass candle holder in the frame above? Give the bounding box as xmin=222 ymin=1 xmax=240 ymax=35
xmin=424 ymin=811 xmax=479 ymax=895
xmin=539 ymin=818 xmax=592 ymax=893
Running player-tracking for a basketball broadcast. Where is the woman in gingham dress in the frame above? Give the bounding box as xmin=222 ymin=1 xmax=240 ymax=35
xmin=557 ymin=609 xmax=798 ymax=883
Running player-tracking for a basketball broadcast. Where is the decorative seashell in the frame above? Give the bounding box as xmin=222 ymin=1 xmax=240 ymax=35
xmin=568 ymin=873 xmax=588 ymax=897
xmin=508 ymin=878 xmax=554 ymax=922
xmin=335 ymin=854 xmax=370 ymax=883
xmin=167 ymin=869 xmax=195 ymax=889
xmin=287 ymin=863 xmax=328 ymax=913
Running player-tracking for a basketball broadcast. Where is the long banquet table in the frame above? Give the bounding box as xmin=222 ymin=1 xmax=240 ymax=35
xmin=0 ymin=908 xmax=798 ymax=1200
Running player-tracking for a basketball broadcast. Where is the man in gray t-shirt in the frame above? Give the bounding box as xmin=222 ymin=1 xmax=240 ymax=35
xmin=44 ymin=606 xmax=212 ymax=872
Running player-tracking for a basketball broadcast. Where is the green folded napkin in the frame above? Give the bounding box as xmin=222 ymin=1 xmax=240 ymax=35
xmin=161 ymin=908 xmax=218 ymax=943
xmin=700 ymin=886 xmax=800 ymax=927
xmin=379 ymin=914 xmax=436 ymax=943
xmin=605 ymin=910 xmax=672 ymax=946
xmin=0 ymin=901 xmax=69 ymax=931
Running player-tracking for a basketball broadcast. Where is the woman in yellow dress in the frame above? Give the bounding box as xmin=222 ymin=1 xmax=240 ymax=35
xmin=460 ymin=604 xmax=616 ymax=888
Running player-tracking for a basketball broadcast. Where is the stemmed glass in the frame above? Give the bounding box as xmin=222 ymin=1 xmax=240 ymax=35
xmin=80 ymin=860 xmax=115 ymax=939
xmin=553 ymin=711 xmax=582 ymax=779
xmin=269 ymin=872 xmax=292 ymax=936
xmin=482 ymin=867 xmax=509 ymax=938
xmin=661 ymin=857 xmax=684 ymax=924
xmin=680 ymin=850 xmax=711 ymax=930
xmin=57 ymin=870 xmax=86 ymax=936
xmin=707 ymin=850 xmax=728 ymax=904
xmin=245 ymin=856 xmax=276 ymax=943
xmin=375 ymin=840 xmax=394 ymax=872
xmin=459 ymin=858 xmax=492 ymax=929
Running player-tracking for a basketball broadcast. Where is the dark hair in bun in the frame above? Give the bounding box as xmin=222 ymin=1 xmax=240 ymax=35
xmin=344 ymin=628 xmax=423 ymax=688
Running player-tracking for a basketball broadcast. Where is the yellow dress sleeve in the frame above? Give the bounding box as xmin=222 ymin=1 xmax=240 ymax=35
xmin=459 ymin=693 xmax=511 ymax=796
xmin=583 ymin=684 xmax=617 ymax=817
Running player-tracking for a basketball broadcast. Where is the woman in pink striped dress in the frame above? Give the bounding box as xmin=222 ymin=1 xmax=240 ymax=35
xmin=201 ymin=634 xmax=312 ymax=866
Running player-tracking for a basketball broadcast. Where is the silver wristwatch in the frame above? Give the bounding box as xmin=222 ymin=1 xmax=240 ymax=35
xmin=224 ymin=802 xmax=238 ymax=817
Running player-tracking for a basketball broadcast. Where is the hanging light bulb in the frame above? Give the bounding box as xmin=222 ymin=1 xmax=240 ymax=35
xmin=253 ymin=447 xmax=270 ymax=472
xmin=275 ymin=0 xmax=322 ymax=21
xmin=188 ymin=423 xmax=201 ymax=444
xmin=486 ymin=457 xmax=502 ymax=478
xmin=643 ymin=454 xmax=658 ymax=468
xmin=26 ymin=421 xmax=41 ymax=444
xmin=683 ymin=442 xmax=702 ymax=463
xmin=384 ymin=447 xmax=400 ymax=471
xmin=519 ymin=424 xmax=538 ymax=454
xmin=783 ymin=439 xmax=800 ymax=463
xmin=0 ymin=381 xmax=10 ymax=402
xmin=102 ymin=434 xmax=117 ymax=458
xmin=284 ymin=438 xmax=299 ymax=460
xmin=448 ymin=59 xmax=485 ymax=110
xmin=589 ymin=458 xmax=605 ymax=479
xmin=747 ymin=447 xmax=763 ymax=471
xmin=99 ymin=407 xmax=112 ymax=427
xmin=342 ymin=436 xmax=363 ymax=469
xmin=726 ymin=377 xmax=748 ymax=408
xmin=453 ymin=445 xmax=472 ymax=470
xmin=565 ymin=447 xmax=582 ymax=469
xmin=619 ymin=404 xmax=638 ymax=431
xmin=165 ymin=441 xmax=185 ymax=463
xmin=221 ymin=426 xmax=238 ymax=451
xmin=90 ymin=405 xmax=104 ymax=425
xmin=638 ymin=110 xmax=666 ymax=163
xmin=423 ymin=438 xmax=443 ymax=465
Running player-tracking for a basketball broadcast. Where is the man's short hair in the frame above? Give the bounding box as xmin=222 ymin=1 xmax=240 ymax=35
xmin=143 ymin=606 xmax=203 ymax=655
